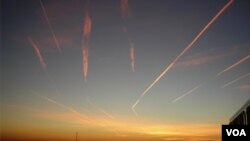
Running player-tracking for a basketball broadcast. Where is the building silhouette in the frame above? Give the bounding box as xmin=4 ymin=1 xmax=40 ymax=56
xmin=229 ymin=99 xmax=250 ymax=125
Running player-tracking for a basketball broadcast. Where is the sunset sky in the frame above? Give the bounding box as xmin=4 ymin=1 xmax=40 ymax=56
xmin=1 ymin=0 xmax=250 ymax=141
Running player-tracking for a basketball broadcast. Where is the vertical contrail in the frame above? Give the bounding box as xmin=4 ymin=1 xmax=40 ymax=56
xmin=28 ymin=37 xmax=47 ymax=70
xmin=76 ymin=132 xmax=78 ymax=141
xmin=221 ymin=73 xmax=250 ymax=88
xmin=130 ymin=43 xmax=135 ymax=72
xmin=120 ymin=0 xmax=135 ymax=72
xmin=172 ymin=84 xmax=203 ymax=103
xmin=132 ymin=0 xmax=234 ymax=115
xmin=39 ymin=0 xmax=61 ymax=52
xmin=121 ymin=0 xmax=129 ymax=19
xmin=83 ymin=11 xmax=92 ymax=44
xmin=82 ymin=47 xmax=89 ymax=82
xmin=82 ymin=9 xmax=92 ymax=81
xmin=216 ymin=55 xmax=250 ymax=77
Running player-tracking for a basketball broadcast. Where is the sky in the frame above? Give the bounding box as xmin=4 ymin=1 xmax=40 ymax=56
xmin=1 ymin=0 xmax=250 ymax=141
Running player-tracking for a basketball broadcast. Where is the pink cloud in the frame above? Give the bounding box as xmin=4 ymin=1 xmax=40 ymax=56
xmin=239 ymin=84 xmax=250 ymax=91
xmin=38 ymin=0 xmax=83 ymax=23
xmin=36 ymin=30 xmax=78 ymax=53
xmin=174 ymin=51 xmax=233 ymax=68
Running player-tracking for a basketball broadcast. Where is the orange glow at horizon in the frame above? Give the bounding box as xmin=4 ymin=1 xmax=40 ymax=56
xmin=27 ymin=37 xmax=47 ymax=70
xmin=33 ymin=94 xmax=220 ymax=137
xmin=132 ymin=0 xmax=234 ymax=114
xmin=3 ymin=102 xmax=221 ymax=141
xmin=216 ymin=55 xmax=250 ymax=77
xmin=39 ymin=0 xmax=61 ymax=52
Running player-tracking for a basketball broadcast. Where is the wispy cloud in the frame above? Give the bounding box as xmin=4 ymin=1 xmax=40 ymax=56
xmin=37 ymin=35 xmax=74 ymax=53
xmin=238 ymin=84 xmax=250 ymax=91
xmin=175 ymin=51 xmax=231 ymax=68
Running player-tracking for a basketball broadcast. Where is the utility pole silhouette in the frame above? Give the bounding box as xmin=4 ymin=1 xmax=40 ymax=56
xmin=76 ymin=132 xmax=78 ymax=141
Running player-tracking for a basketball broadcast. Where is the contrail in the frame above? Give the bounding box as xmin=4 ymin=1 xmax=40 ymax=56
xmin=172 ymin=84 xmax=203 ymax=103
xmin=132 ymin=0 xmax=234 ymax=114
xmin=35 ymin=93 xmax=90 ymax=123
xmin=120 ymin=0 xmax=135 ymax=73
xmin=221 ymin=73 xmax=250 ymax=88
xmin=82 ymin=9 xmax=92 ymax=81
xmin=83 ymin=11 xmax=92 ymax=44
xmin=171 ymin=55 xmax=249 ymax=102
xmin=36 ymin=94 xmax=75 ymax=113
xmin=27 ymin=37 xmax=47 ymax=70
xmin=121 ymin=0 xmax=129 ymax=19
xmin=130 ymin=43 xmax=135 ymax=72
xmin=132 ymin=102 xmax=139 ymax=117
xmin=86 ymin=98 xmax=122 ymax=136
xmin=39 ymin=0 xmax=61 ymax=52
xmin=216 ymin=55 xmax=250 ymax=77
xmin=86 ymin=98 xmax=115 ymax=119
xmin=82 ymin=47 xmax=89 ymax=81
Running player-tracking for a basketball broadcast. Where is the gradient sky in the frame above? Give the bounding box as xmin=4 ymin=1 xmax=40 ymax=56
xmin=1 ymin=0 xmax=250 ymax=141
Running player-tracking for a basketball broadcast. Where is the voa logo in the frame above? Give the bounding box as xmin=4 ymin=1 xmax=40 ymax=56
xmin=226 ymin=129 xmax=246 ymax=136
xmin=222 ymin=125 xmax=249 ymax=141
